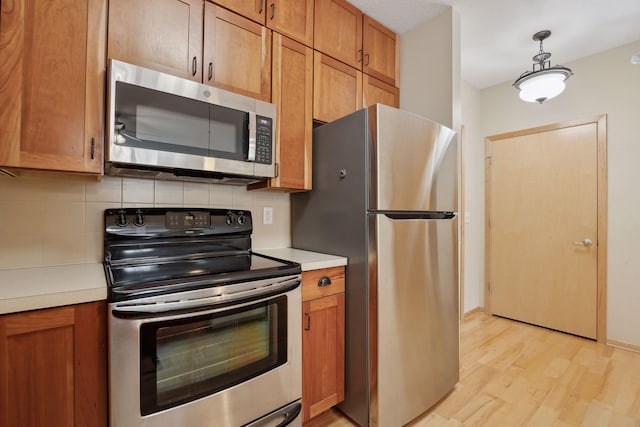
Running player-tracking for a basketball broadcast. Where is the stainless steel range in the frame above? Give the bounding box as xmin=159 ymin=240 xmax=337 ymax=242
xmin=104 ymin=208 xmax=302 ymax=427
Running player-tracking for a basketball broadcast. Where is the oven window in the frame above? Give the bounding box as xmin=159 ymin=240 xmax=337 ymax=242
xmin=139 ymin=296 xmax=287 ymax=415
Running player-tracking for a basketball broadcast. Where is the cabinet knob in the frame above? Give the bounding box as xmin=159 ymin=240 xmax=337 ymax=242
xmin=192 ymin=56 xmax=197 ymax=76
xmin=208 ymin=62 xmax=214 ymax=81
xmin=258 ymin=0 xmax=265 ymax=14
xmin=364 ymin=53 xmax=370 ymax=66
xmin=270 ymin=3 xmax=275 ymax=20
xmin=318 ymin=276 xmax=332 ymax=287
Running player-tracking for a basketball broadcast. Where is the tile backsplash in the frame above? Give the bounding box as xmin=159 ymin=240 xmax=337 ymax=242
xmin=0 ymin=172 xmax=291 ymax=269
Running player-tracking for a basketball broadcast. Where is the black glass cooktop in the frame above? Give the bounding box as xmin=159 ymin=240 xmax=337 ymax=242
xmin=103 ymin=208 xmax=300 ymax=302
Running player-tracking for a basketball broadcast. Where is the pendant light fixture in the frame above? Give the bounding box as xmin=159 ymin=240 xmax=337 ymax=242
xmin=513 ymin=30 xmax=573 ymax=104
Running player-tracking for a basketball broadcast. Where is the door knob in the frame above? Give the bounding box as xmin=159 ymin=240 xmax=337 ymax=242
xmin=573 ymin=238 xmax=593 ymax=247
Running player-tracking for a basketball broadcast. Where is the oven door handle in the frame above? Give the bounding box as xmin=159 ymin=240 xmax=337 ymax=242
xmin=112 ymin=276 xmax=300 ymax=316
xmin=242 ymin=400 xmax=302 ymax=427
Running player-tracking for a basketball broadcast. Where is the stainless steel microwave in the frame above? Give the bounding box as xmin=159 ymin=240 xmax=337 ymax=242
xmin=105 ymin=60 xmax=276 ymax=185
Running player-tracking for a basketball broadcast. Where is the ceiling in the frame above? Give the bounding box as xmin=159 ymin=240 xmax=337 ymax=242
xmin=348 ymin=0 xmax=640 ymax=89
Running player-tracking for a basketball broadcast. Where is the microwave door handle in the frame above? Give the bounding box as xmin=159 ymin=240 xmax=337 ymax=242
xmin=247 ymin=111 xmax=256 ymax=162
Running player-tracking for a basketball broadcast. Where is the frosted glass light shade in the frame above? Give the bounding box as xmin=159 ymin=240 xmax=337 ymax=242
xmin=518 ymin=72 xmax=567 ymax=103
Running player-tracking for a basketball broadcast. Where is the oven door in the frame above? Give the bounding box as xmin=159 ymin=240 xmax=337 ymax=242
xmin=109 ymin=275 xmax=301 ymax=427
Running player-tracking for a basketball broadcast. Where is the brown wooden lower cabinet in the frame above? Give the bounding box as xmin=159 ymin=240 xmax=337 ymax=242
xmin=302 ymin=266 xmax=345 ymax=422
xmin=0 ymin=301 xmax=107 ymax=427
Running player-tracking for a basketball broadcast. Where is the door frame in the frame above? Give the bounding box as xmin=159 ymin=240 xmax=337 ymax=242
xmin=484 ymin=115 xmax=607 ymax=342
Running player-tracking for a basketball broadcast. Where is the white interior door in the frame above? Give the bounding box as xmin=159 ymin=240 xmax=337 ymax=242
xmin=487 ymin=123 xmax=598 ymax=339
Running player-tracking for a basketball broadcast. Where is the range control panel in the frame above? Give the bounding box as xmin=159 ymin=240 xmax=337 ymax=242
xmin=166 ymin=211 xmax=210 ymax=229
xmin=104 ymin=208 xmax=252 ymax=237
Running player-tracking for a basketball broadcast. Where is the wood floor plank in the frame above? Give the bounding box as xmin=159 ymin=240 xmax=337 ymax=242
xmin=305 ymin=313 xmax=640 ymax=426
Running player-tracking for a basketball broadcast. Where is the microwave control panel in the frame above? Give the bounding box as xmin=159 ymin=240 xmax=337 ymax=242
xmin=255 ymin=116 xmax=273 ymax=164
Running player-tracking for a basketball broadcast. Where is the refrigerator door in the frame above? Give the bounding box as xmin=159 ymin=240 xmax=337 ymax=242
xmin=370 ymin=213 xmax=459 ymax=427
xmin=369 ymin=104 xmax=458 ymax=212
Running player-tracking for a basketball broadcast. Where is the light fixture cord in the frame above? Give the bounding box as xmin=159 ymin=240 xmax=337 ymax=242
xmin=538 ymin=39 xmax=545 ymax=65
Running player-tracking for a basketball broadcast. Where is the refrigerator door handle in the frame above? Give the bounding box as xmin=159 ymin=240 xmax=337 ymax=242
xmin=381 ymin=212 xmax=456 ymax=220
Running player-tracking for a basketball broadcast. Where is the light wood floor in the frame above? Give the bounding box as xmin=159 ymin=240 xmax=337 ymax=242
xmin=304 ymin=312 xmax=640 ymax=426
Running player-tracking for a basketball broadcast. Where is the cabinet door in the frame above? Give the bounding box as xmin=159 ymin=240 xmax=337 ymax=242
xmin=269 ymin=34 xmax=313 ymax=190
xmin=363 ymin=74 xmax=400 ymax=108
xmin=204 ymin=4 xmax=272 ymax=101
xmin=0 ymin=302 xmax=107 ymax=427
xmin=213 ymin=0 xmax=266 ymax=24
xmin=363 ymin=15 xmax=398 ymax=87
xmin=108 ymin=0 xmax=204 ymax=81
xmin=0 ymin=0 xmax=105 ymax=173
xmin=313 ymin=52 xmax=362 ymax=123
xmin=314 ymin=0 xmax=362 ymax=69
xmin=266 ymin=0 xmax=314 ymax=47
xmin=302 ymin=293 xmax=345 ymax=422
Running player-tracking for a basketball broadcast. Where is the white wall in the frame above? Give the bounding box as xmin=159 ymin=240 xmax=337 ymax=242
xmin=0 ymin=173 xmax=291 ymax=269
xmin=400 ymin=7 xmax=461 ymax=130
xmin=461 ymin=81 xmax=484 ymax=312
xmin=469 ymin=40 xmax=640 ymax=346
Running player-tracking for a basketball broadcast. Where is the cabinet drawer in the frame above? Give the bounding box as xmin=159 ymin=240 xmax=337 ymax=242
xmin=302 ymin=266 xmax=345 ymax=301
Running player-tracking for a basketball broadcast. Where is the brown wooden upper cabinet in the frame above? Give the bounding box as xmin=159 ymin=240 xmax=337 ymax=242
xmin=266 ymin=0 xmax=314 ymax=47
xmin=108 ymin=0 xmax=204 ymax=82
xmin=204 ymin=3 xmax=272 ymax=101
xmin=363 ymin=74 xmax=399 ymax=109
xmin=0 ymin=0 xmax=106 ymax=174
xmin=108 ymin=0 xmax=271 ymax=101
xmin=314 ymin=0 xmax=363 ymax=69
xmin=213 ymin=0 xmax=267 ymax=24
xmin=363 ymin=15 xmax=398 ymax=86
xmin=212 ymin=0 xmax=314 ymax=48
xmin=314 ymin=1 xmax=399 ymax=87
xmin=313 ymin=52 xmax=362 ymax=123
xmin=253 ymin=34 xmax=313 ymax=191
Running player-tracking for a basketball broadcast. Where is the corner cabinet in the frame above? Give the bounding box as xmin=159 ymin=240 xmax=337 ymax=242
xmin=0 ymin=0 xmax=106 ymax=174
xmin=302 ymin=266 xmax=345 ymax=422
xmin=0 ymin=301 xmax=108 ymax=427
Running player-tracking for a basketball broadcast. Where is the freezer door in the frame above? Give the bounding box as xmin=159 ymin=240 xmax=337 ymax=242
xmin=369 ymin=105 xmax=458 ymax=212
xmin=370 ymin=213 xmax=459 ymax=427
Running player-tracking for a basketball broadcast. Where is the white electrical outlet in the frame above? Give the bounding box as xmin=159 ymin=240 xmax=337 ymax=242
xmin=464 ymin=212 xmax=471 ymax=224
xmin=263 ymin=207 xmax=273 ymax=225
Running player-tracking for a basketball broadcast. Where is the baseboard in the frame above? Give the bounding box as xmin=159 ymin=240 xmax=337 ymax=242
xmin=463 ymin=307 xmax=485 ymax=320
xmin=607 ymin=339 xmax=640 ymax=354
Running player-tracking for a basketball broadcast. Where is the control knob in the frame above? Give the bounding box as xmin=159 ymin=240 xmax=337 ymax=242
xmin=116 ymin=210 xmax=128 ymax=227
xmin=237 ymin=214 xmax=246 ymax=225
xmin=133 ymin=209 xmax=145 ymax=227
xmin=225 ymin=213 xmax=236 ymax=225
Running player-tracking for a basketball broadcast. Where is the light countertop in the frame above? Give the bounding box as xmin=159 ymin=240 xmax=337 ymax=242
xmin=0 ymin=263 xmax=107 ymax=315
xmin=255 ymin=248 xmax=347 ymax=271
xmin=0 ymin=248 xmax=346 ymax=315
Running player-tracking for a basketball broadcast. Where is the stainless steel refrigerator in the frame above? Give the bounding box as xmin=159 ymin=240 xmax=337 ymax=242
xmin=291 ymin=104 xmax=459 ymax=427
